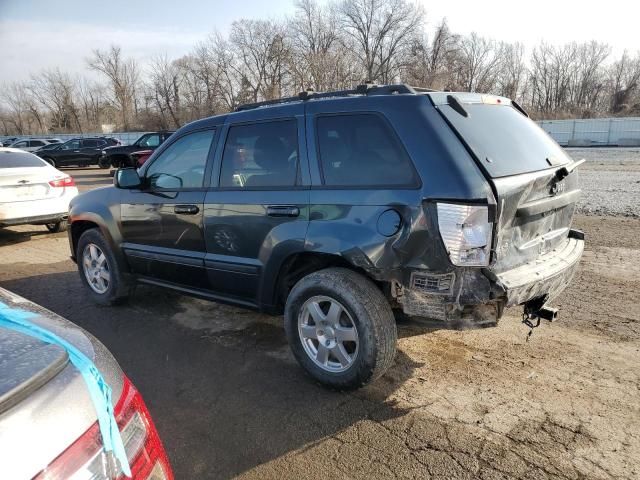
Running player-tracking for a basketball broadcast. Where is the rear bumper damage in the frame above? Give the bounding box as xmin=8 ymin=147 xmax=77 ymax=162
xmin=491 ymin=232 xmax=584 ymax=307
xmin=395 ymin=230 xmax=584 ymax=327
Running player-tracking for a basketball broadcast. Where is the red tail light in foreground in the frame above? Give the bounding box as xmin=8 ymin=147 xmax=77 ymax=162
xmin=34 ymin=376 xmax=173 ymax=480
xmin=48 ymin=177 xmax=75 ymax=188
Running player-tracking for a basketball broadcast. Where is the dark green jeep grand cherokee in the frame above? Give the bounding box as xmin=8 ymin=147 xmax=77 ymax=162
xmin=68 ymin=84 xmax=584 ymax=389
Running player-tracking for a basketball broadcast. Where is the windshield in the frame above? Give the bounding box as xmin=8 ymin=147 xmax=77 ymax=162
xmin=440 ymin=104 xmax=571 ymax=178
xmin=0 ymin=150 xmax=47 ymax=168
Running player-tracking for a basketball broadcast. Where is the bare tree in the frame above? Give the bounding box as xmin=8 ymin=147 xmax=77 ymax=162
xmin=148 ymin=54 xmax=182 ymax=128
xmin=87 ymin=46 xmax=139 ymax=130
xmin=228 ymin=19 xmax=290 ymax=103
xmin=339 ymin=0 xmax=424 ymax=83
xmin=495 ymin=42 xmax=526 ymax=101
xmin=77 ymin=77 xmax=106 ymax=131
xmin=29 ymin=69 xmax=81 ymax=132
xmin=608 ymin=51 xmax=640 ymax=113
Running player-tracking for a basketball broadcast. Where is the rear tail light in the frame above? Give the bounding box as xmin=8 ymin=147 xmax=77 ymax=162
xmin=34 ymin=376 xmax=173 ymax=480
xmin=48 ymin=176 xmax=75 ymax=188
xmin=437 ymin=203 xmax=492 ymax=266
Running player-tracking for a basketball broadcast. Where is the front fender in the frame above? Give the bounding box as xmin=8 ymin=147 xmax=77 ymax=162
xmin=68 ymin=188 xmax=129 ymax=273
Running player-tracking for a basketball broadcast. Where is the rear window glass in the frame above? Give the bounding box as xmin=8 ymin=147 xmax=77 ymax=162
xmin=440 ymin=104 xmax=570 ymax=178
xmin=316 ymin=114 xmax=417 ymax=187
xmin=0 ymin=151 xmax=46 ymax=168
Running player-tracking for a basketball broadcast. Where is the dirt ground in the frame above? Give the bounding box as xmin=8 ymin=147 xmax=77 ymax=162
xmin=0 ymin=168 xmax=638 ymax=479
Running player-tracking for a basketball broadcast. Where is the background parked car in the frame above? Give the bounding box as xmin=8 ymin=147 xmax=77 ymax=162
xmin=0 ymin=286 xmax=174 ymax=479
xmin=130 ymin=149 xmax=154 ymax=167
xmin=101 ymin=131 xmax=174 ymax=169
xmin=0 ymin=137 xmax=19 ymax=147
xmin=6 ymin=138 xmax=61 ymax=152
xmin=36 ymin=137 xmax=120 ymax=168
xmin=0 ymin=147 xmax=78 ymax=232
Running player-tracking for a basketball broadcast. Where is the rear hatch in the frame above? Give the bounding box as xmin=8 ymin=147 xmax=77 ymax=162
xmin=432 ymin=93 xmax=582 ymax=272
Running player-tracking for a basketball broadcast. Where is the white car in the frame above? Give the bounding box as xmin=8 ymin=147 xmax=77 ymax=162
xmin=7 ymin=138 xmax=61 ymax=152
xmin=0 ymin=148 xmax=78 ymax=232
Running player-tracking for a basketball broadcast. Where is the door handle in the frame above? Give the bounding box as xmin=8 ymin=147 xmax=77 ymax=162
xmin=174 ymin=204 xmax=200 ymax=215
xmin=266 ymin=205 xmax=300 ymax=217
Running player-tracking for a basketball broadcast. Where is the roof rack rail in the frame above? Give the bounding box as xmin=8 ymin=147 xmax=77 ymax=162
xmin=234 ymin=83 xmax=438 ymax=112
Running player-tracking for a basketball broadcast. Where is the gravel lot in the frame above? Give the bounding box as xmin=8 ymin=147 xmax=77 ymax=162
xmin=567 ymin=148 xmax=640 ymax=217
xmin=1 ymin=151 xmax=639 ymax=479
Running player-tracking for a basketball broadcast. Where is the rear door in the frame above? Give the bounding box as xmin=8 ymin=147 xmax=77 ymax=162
xmin=78 ymin=139 xmax=102 ymax=163
xmin=119 ymin=128 xmax=216 ymax=289
xmin=203 ymin=106 xmax=309 ymax=304
xmin=434 ymin=94 xmax=581 ymax=272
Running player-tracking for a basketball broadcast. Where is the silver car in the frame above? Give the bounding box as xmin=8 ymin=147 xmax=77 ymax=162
xmin=0 ymin=287 xmax=173 ymax=479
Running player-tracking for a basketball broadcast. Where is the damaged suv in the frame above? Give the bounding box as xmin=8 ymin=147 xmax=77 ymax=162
xmin=68 ymin=84 xmax=584 ymax=389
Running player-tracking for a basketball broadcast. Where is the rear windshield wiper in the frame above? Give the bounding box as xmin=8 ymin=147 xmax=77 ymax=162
xmin=555 ymin=158 xmax=586 ymax=181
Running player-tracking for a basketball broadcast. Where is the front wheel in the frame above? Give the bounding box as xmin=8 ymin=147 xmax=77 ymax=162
xmin=77 ymin=228 xmax=132 ymax=305
xmin=285 ymin=268 xmax=397 ymax=390
xmin=98 ymin=156 xmax=111 ymax=169
xmin=43 ymin=157 xmax=56 ymax=167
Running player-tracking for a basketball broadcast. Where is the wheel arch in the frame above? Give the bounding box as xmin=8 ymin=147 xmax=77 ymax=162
xmin=267 ymin=251 xmax=386 ymax=313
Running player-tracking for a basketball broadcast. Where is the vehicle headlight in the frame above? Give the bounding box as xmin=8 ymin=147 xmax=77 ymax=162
xmin=101 ymin=150 xmax=106 ymax=155
xmin=436 ymin=203 xmax=492 ymax=266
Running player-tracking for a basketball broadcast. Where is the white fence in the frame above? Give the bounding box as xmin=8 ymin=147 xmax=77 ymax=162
xmin=538 ymin=117 xmax=640 ymax=146
xmin=3 ymin=117 xmax=640 ymax=147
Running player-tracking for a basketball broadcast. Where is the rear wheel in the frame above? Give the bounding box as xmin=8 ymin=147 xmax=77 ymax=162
xmin=285 ymin=268 xmax=397 ymax=390
xmin=46 ymin=220 xmax=67 ymax=233
xmin=77 ymin=229 xmax=132 ymax=305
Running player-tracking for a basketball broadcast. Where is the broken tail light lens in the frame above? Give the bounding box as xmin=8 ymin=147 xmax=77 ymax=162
xmin=33 ymin=376 xmax=173 ymax=480
xmin=436 ymin=203 xmax=492 ymax=266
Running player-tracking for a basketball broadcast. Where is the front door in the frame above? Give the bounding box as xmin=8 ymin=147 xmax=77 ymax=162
xmin=120 ymin=128 xmax=216 ymax=290
xmin=203 ymin=109 xmax=309 ymax=305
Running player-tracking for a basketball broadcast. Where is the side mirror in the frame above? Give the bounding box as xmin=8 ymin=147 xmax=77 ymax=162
xmin=114 ymin=168 xmax=142 ymax=189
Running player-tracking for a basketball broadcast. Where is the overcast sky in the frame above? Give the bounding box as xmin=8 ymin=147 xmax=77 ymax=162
xmin=1 ymin=0 xmax=638 ymax=84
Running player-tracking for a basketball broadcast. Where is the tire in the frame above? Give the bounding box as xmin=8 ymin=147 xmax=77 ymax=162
xmin=98 ymin=156 xmax=111 ymax=169
xmin=285 ymin=268 xmax=397 ymax=390
xmin=46 ymin=220 xmax=67 ymax=233
xmin=76 ymin=228 xmax=132 ymax=305
xmin=43 ymin=157 xmax=56 ymax=167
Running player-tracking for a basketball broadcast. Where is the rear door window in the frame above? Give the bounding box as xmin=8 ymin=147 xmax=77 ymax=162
xmin=316 ymin=114 xmax=417 ymax=187
xmin=220 ymin=120 xmax=298 ymax=188
xmin=439 ymin=103 xmax=571 ymax=178
xmin=82 ymin=139 xmax=99 ymax=148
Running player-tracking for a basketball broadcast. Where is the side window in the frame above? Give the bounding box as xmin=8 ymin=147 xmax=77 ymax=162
xmin=82 ymin=139 xmax=99 ymax=148
xmin=145 ymin=129 xmax=214 ymax=190
xmin=138 ymin=134 xmax=160 ymax=148
xmin=63 ymin=140 xmax=80 ymax=150
xmin=30 ymin=140 xmax=45 ymax=147
xmin=14 ymin=141 xmax=28 ymax=148
xmin=316 ymin=114 xmax=417 ymax=187
xmin=220 ymin=120 xmax=298 ymax=188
